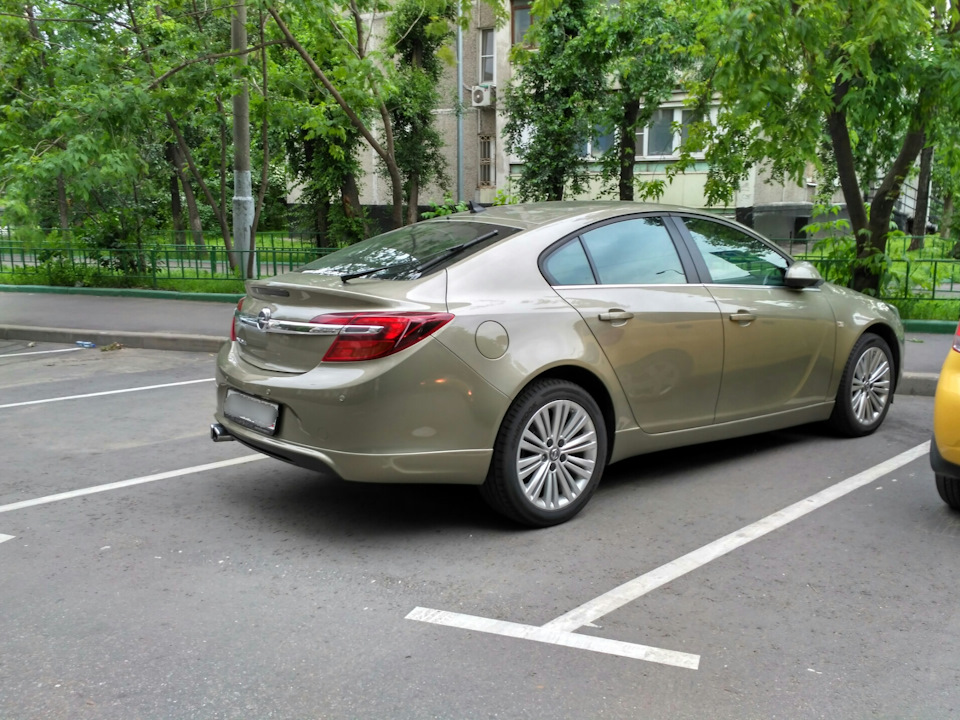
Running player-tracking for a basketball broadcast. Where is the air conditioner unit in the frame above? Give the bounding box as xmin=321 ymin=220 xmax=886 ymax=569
xmin=471 ymin=85 xmax=495 ymax=108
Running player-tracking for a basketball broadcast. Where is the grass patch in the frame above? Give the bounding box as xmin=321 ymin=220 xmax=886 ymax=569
xmin=885 ymin=299 xmax=960 ymax=321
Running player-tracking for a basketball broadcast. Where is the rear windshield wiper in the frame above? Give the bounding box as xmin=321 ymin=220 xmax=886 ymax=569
xmin=340 ymin=230 xmax=499 ymax=282
xmin=340 ymin=259 xmax=418 ymax=282
xmin=412 ymin=230 xmax=499 ymax=275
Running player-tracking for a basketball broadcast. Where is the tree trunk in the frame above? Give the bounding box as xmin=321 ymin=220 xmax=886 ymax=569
xmin=909 ymin=145 xmax=934 ymax=251
xmin=619 ymin=99 xmax=640 ymax=201
xmin=56 ymin=173 xmax=69 ymax=233
xmin=406 ymin=173 xmax=420 ymax=225
xmin=341 ymin=172 xmax=365 ymax=242
xmin=852 ymin=127 xmax=926 ymax=294
xmin=828 ymin=76 xmax=925 ymax=294
xmin=165 ymin=143 xmax=185 ymax=242
xmin=168 ymin=144 xmax=206 ymax=248
xmin=170 ymin=173 xmax=185 ymax=243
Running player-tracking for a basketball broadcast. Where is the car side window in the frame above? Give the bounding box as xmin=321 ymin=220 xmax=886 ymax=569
xmin=542 ymin=238 xmax=596 ymax=285
xmin=579 ymin=217 xmax=687 ymax=285
xmin=683 ymin=217 xmax=787 ymax=286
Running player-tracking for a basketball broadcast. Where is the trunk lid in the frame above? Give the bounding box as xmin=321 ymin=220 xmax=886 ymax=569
xmin=234 ymin=270 xmax=448 ymax=373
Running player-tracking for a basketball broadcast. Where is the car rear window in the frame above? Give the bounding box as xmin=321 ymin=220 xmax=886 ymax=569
xmin=300 ymin=220 xmax=522 ymax=280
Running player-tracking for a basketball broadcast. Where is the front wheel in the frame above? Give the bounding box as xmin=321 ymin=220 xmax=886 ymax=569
xmin=936 ymin=474 xmax=960 ymax=511
xmin=828 ymin=333 xmax=894 ymax=437
xmin=480 ymin=379 xmax=607 ymax=527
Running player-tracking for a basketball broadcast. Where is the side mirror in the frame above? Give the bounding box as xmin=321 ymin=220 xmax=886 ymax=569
xmin=784 ymin=261 xmax=824 ymax=289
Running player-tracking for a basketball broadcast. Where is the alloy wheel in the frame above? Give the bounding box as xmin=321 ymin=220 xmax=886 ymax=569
xmin=515 ymin=399 xmax=598 ymax=510
xmin=851 ymin=346 xmax=891 ymax=425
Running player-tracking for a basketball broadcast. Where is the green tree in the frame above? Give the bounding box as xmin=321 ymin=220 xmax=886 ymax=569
xmin=385 ymin=0 xmax=454 ymax=224
xmin=502 ymin=0 xmax=607 ymax=201
xmin=591 ymin=0 xmax=695 ymax=201
xmin=688 ymin=0 xmax=960 ymax=294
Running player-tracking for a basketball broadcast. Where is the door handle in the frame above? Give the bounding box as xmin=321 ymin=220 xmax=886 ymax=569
xmin=728 ymin=311 xmax=756 ymax=323
xmin=598 ymin=310 xmax=635 ymax=322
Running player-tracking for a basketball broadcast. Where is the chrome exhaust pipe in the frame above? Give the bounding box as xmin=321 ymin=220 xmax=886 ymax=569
xmin=210 ymin=423 xmax=235 ymax=442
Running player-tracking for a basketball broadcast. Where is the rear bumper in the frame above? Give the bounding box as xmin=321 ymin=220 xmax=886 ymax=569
xmin=930 ymin=437 xmax=960 ymax=480
xmin=214 ymin=339 xmax=506 ymax=484
xmin=215 ymin=416 xmax=493 ymax=484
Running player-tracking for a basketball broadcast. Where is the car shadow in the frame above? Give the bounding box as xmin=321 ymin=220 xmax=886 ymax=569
xmin=598 ymin=422 xmax=830 ymax=492
xmin=217 ymin=422 xmax=840 ymax=539
xmin=218 ymin=467 xmax=518 ymax=540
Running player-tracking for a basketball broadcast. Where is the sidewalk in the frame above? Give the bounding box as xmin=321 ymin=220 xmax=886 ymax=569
xmin=0 ymin=287 xmax=953 ymax=395
xmin=0 ymin=289 xmax=233 ymax=353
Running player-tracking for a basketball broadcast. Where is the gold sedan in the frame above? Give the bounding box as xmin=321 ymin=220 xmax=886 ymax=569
xmin=212 ymin=202 xmax=904 ymax=527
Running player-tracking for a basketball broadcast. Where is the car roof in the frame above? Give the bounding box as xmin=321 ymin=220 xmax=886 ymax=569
xmin=430 ymin=201 xmax=732 ymax=232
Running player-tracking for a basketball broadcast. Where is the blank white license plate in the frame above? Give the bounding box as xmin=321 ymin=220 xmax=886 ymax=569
xmin=224 ymin=389 xmax=279 ymax=435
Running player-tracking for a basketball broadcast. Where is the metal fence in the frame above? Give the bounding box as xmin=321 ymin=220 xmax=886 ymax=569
xmin=768 ymin=237 xmax=960 ymax=302
xmin=0 ymin=226 xmax=325 ymax=250
xmin=2 ymin=227 xmax=959 ymax=302
xmin=0 ymin=243 xmax=336 ymax=289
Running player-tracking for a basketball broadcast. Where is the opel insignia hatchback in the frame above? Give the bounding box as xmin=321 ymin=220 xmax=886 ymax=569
xmin=212 ymin=202 xmax=903 ymax=527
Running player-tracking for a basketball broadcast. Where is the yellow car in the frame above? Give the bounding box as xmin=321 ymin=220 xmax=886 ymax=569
xmin=932 ymin=322 xmax=960 ymax=510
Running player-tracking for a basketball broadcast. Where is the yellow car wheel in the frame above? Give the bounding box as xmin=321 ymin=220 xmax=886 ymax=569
xmin=936 ymin=475 xmax=960 ymax=510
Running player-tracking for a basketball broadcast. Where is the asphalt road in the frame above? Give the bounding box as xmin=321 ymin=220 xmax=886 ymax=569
xmin=1 ymin=340 xmax=958 ymax=720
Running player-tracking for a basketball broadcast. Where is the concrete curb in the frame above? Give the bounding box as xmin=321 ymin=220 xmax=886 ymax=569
xmin=902 ymin=319 xmax=957 ymax=334
xmin=0 ymin=322 xmax=941 ymax=397
xmin=0 ymin=284 xmax=243 ymax=303
xmin=898 ymin=372 xmax=939 ymax=397
xmin=0 ymin=325 xmax=225 ymax=354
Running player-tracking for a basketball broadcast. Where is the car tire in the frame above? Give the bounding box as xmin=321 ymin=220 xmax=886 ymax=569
xmin=480 ymin=379 xmax=607 ymax=528
xmin=936 ymin=474 xmax=960 ymax=510
xmin=828 ymin=333 xmax=894 ymax=437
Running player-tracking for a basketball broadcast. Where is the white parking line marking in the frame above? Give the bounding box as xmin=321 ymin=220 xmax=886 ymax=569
xmin=0 ymin=534 xmax=13 ymax=544
xmin=1 ymin=348 xmax=83 ymax=358
xmin=0 ymin=455 xmax=266 ymax=514
xmin=543 ymin=440 xmax=930 ymax=633
xmin=0 ymin=378 xmax=215 ymax=409
xmin=406 ymin=607 xmax=700 ymax=669
xmin=408 ymin=441 xmax=930 ymax=666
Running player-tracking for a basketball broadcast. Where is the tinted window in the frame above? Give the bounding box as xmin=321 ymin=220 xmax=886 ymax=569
xmin=543 ymin=239 xmax=595 ymax=285
xmin=580 ymin=217 xmax=686 ymax=285
xmin=684 ymin=218 xmax=787 ymax=286
xmin=299 ymin=221 xmax=520 ymax=280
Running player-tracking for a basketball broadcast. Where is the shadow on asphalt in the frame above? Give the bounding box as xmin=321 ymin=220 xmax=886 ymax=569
xmin=214 ymin=423 xmax=835 ymax=539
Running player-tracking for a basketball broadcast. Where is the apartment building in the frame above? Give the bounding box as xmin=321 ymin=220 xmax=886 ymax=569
xmin=353 ymin=1 xmax=918 ymax=241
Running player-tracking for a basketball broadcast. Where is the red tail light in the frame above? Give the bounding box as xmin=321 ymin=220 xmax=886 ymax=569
xmin=311 ymin=312 xmax=454 ymax=362
xmin=231 ymin=297 xmax=245 ymax=342
xmin=953 ymin=321 xmax=960 ymax=353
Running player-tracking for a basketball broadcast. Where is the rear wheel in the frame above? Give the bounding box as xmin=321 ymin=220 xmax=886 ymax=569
xmin=481 ymin=379 xmax=607 ymax=527
xmin=828 ymin=333 xmax=894 ymax=437
xmin=936 ymin=474 xmax=960 ymax=510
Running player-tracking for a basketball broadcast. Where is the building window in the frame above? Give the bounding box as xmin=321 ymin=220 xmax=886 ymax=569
xmin=648 ymin=108 xmax=676 ymax=157
xmin=479 ymin=28 xmax=494 ymax=84
xmin=479 ymin=135 xmax=495 ymax=187
xmin=512 ymin=2 xmax=533 ymax=45
xmin=590 ymin=129 xmax=615 ymax=158
xmin=636 ymin=107 xmax=702 ymax=159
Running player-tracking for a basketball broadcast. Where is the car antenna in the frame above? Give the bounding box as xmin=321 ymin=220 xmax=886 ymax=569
xmin=468 ymin=200 xmax=485 ymax=213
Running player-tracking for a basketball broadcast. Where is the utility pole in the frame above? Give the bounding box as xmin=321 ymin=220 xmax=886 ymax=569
xmin=232 ymin=0 xmax=254 ymax=277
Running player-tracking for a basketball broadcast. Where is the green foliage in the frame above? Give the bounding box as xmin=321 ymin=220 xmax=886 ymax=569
xmin=385 ymin=0 xmax=455 ymax=221
xmin=421 ymin=195 xmax=468 ymax=218
xmin=503 ymin=0 xmax=607 ymax=201
xmin=686 ymin=0 xmax=960 ymax=293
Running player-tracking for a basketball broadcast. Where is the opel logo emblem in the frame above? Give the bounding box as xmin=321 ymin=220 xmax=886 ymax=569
xmin=257 ymin=307 xmax=272 ymax=331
